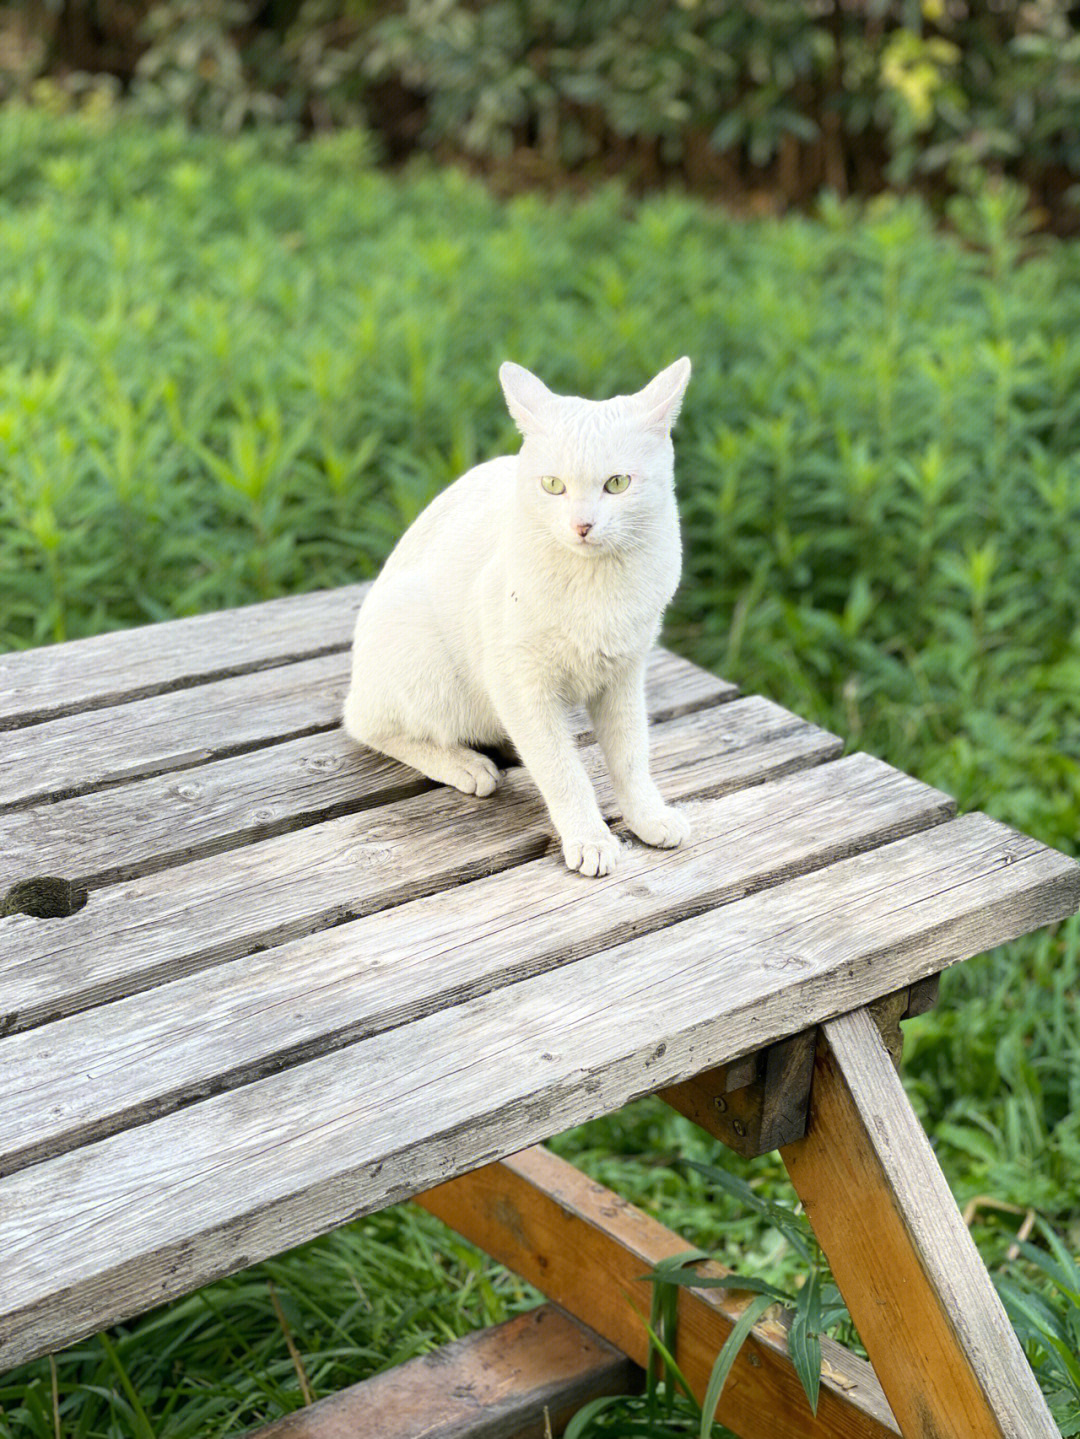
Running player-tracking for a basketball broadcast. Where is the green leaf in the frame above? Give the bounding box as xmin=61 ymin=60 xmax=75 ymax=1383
xmin=687 ymin=1161 xmax=813 ymax=1261
xmin=563 ymin=1393 xmax=630 ymax=1439
xmin=997 ymin=1278 xmax=1080 ymax=1392
xmin=97 ymin=1332 xmax=157 ymax=1439
xmin=643 ymin=1256 xmax=791 ymax=1306
xmin=698 ymin=1293 xmax=777 ymax=1439
xmin=789 ymin=1266 xmax=823 ymax=1414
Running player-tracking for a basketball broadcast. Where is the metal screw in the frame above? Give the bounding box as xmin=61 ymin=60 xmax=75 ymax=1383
xmin=712 ymin=1095 xmax=727 ymax=1113
xmin=732 ymin=1119 xmax=747 ymax=1138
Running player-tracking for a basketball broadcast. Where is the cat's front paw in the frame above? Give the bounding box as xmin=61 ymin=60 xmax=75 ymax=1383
xmin=626 ymin=804 xmax=690 ymax=850
xmin=562 ymin=827 xmax=621 ymax=878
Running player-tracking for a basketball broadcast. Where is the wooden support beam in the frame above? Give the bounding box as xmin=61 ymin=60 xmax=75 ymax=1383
xmin=781 ymin=1007 xmax=1058 ymax=1439
xmin=248 ymin=1304 xmax=635 ymax=1439
xmin=661 ymin=981 xmax=943 ymax=1156
xmin=660 ymin=1030 xmax=817 ymax=1157
xmin=419 ymin=1145 xmax=900 ymax=1439
xmin=902 ymin=974 xmax=940 ymax=1019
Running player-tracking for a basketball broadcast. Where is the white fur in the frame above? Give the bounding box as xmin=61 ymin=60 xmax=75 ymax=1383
xmin=342 ymin=358 xmax=692 ymax=876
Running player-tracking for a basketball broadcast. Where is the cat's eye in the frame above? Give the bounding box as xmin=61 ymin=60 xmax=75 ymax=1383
xmin=604 ymin=474 xmax=632 ymax=494
xmin=540 ymin=475 xmax=566 ymax=495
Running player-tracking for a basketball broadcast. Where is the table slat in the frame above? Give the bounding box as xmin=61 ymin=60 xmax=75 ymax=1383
xmin=0 ymin=752 xmax=952 ymax=1172
xmin=0 ymin=585 xmax=370 ymax=730
xmin=0 ymin=697 xmax=836 ymax=1032
xmin=1 ymin=813 xmax=1076 ymax=1372
xmin=0 ymin=646 xmax=733 ymax=818
xmin=0 ymin=649 xmax=734 ymax=887
xmin=1 ymin=652 xmax=348 ymax=813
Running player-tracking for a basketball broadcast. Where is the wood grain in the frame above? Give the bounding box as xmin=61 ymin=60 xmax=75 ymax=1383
xmin=249 ymin=1304 xmax=637 ymax=1439
xmin=782 ymin=1008 xmax=1059 ymax=1438
xmin=0 ymin=753 xmax=948 ymax=1169
xmin=0 ymin=648 xmax=735 ymax=888
xmin=420 ymin=1146 xmax=900 ymax=1439
xmin=0 ymin=729 xmax=429 ymax=890
xmin=0 ymin=698 xmax=840 ymax=1033
xmin=0 ymin=584 xmax=370 ymax=730
xmin=1 ymin=812 xmax=1075 ymax=1370
xmin=0 ymin=652 xmax=351 ymax=813
xmin=0 ymin=644 xmax=733 ymax=817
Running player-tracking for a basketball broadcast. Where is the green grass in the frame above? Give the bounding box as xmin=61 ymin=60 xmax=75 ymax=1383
xmin=0 ymin=1207 xmax=539 ymax=1437
xmin=0 ymin=105 xmax=1078 ymax=1435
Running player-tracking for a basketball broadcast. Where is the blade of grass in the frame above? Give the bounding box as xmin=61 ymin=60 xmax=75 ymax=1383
xmin=267 ymin=1280 xmax=314 ymax=1406
xmin=698 ymin=1292 xmax=776 ymax=1439
xmin=96 ymin=1332 xmax=156 ymax=1439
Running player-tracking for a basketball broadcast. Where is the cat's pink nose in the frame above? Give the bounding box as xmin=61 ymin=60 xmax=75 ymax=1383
xmin=574 ymin=522 xmax=593 ymax=538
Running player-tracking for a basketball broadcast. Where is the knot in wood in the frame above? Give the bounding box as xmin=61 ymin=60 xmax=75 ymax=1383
xmin=303 ymin=753 xmax=343 ymax=774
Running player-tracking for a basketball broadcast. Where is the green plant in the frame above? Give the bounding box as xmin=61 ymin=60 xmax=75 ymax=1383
xmin=563 ymin=1162 xmax=846 ymax=1438
xmin=996 ymin=1219 xmax=1080 ymax=1436
xmin=16 ymin=2 xmax=1080 ymax=219
xmin=562 ymin=1259 xmax=741 ymax=1439
xmin=563 ymin=1163 xmax=841 ymax=1439
xmin=133 ymin=0 xmax=280 ymax=133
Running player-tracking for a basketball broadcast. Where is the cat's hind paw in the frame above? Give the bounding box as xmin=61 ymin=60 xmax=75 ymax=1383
xmin=446 ymin=749 xmax=501 ymax=797
xmin=562 ymin=828 xmax=621 ymax=878
xmin=627 ymin=804 xmax=690 ymax=850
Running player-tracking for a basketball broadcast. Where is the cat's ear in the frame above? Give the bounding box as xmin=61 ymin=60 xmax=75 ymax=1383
xmin=636 ymin=357 xmax=692 ymax=435
xmin=499 ymin=361 xmax=557 ymax=436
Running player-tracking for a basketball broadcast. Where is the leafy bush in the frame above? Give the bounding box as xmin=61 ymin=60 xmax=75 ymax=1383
xmin=0 ymin=112 xmax=1077 ymax=1434
xmin=15 ymin=1 xmax=1080 ymax=216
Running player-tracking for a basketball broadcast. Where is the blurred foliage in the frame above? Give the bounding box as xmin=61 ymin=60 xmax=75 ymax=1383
xmin=6 ymin=0 xmax=1080 ymax=220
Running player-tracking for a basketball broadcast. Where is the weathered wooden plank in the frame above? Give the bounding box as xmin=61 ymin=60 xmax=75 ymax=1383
xmin=0 ymin=584 xmax=370 ymax=731
xmin=419 ymin=1146 xmax=900 ymax=1439
xmin=249 ymin=1304 xmax=638 ymax=1439
xmin=0 ymin=730 xmax=423 ymax=891
xmin=0 ymin=649 xmax=735 ymax=888
xmin=0 ymin=652 xmax=350 ymax=813
xmin=0 ymin=754 xmax=949 ymax=1169
xmin=0 ymin=697 xmax=838 ymax=1033
xmin=0 ymin=644 xmax=733 ymax=818
xmin=1 ymin=813 xmax=1075 ymax=1370
xmin=782 ymin=1008 xmax=1059 ymax=1439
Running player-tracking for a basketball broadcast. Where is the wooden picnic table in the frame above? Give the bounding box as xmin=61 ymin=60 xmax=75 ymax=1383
xmin=1 ymin=581 xmax=1078 ymax=1439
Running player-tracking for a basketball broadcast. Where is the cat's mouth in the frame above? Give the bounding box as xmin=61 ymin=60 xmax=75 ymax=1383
xmin=566 ymin=532 xmax=604 ymax=554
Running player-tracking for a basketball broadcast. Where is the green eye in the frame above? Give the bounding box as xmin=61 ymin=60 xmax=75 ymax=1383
xmin=604 ymin=473 xmax=631 ymax=494
xmin=540 ymin=475 xmax=565 ymax=494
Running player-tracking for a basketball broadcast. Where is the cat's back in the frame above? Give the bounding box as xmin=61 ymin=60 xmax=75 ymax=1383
xmin=377 ymin=456 xmax=515 ymax=581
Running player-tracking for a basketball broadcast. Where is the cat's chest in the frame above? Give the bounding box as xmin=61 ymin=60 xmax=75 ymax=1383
xmin=513 ymin=555 xmax=672 ymax=691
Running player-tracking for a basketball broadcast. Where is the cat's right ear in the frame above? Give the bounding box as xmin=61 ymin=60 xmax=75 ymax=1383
xmin=499 ymin=362 xmax=556 ymax=436
xmin=636 ymin=357 xmax=692 ymax=435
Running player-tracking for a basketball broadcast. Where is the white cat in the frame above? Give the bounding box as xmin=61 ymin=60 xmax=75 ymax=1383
xmin=342 ymin=358 xmax=692 ymax=877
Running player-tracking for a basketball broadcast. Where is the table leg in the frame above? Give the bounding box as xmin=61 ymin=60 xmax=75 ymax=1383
xmin=781 ymin=1006 xmax=1057 ymax=1439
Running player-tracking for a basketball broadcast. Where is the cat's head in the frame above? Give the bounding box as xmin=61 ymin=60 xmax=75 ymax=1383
xmin=499 ymin=358 xmax=691 ymax=558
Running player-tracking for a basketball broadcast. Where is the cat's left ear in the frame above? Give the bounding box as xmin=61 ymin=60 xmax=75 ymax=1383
xmin=499 ymin=361 xmax=557 ymax=436
xmin=636 ymin=357 xmax=692 ymax=435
